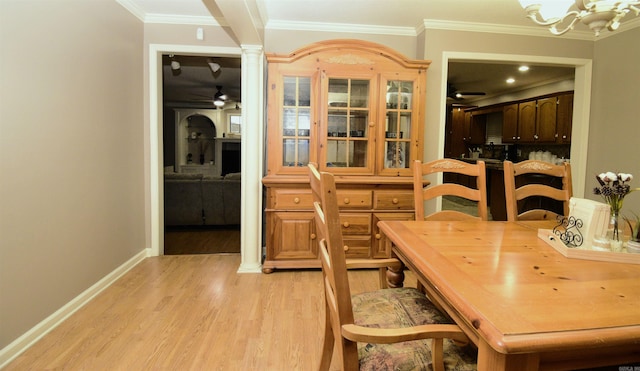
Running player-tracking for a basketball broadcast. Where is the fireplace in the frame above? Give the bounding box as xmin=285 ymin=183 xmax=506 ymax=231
xmin=221 ymin=140 xmax=241 ymax=176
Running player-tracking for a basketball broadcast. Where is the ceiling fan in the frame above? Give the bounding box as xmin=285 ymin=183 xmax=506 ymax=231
xmin=190 ymin=85 xmax=229 ymax=108
xmin=213 ymin=85 xmax=227 ymax=107
xmin=446 ymin=83 xmax=486 ymax=100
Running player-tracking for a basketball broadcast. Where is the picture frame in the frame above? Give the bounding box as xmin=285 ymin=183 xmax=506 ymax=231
xmin=228 ymin=114 xmax=241 ymax=135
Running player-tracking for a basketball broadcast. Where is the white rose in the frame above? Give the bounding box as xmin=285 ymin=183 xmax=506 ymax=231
xmin=619 ymin=173 xmax=631 ymax=182
xmin=606 ymin=172 xmax=617 ymax=182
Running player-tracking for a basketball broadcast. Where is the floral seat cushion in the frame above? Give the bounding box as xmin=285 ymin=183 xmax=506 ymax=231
xmin=352 ymin=287 xmax=477 ymax=371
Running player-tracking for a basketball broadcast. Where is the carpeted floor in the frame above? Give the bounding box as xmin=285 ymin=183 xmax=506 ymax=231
xmin=164 ymin=226 xmax=240 ymax=254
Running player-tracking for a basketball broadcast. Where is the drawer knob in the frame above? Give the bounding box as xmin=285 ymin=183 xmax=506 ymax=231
xmin=392 ymin=198 xmax=399 ymax=204
xmin=293 ymin=197 xmax=300 ymax=204
xmin=343 ymin=198 xmax=350 ymax=204
xmin=343 ymin=222 xmax=350 ymax=228
xmin=343 ymin=245 xmax=349 ymax=251
xmin=310 ymin=233 xmax=316 ymax=240
xmin=375 ymin=233 xmax=381 ymax=240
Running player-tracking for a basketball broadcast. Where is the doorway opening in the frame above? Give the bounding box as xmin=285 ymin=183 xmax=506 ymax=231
xmin=436 ymin=52 xmax=591 ymax=220
xmin=161 ymin=53 xmax=242 ymax=255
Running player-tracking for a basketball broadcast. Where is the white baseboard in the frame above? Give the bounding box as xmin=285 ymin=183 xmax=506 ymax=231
xmin=0 ymin=249 xmax=150 ymax=368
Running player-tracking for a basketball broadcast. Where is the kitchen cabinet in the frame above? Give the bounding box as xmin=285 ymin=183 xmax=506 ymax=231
xmin=502 ymin=103 xmax=519 ymax=143
xmin=466 ymin=111 xmax=487 ymax=145
xmin=517 ymin=100 xmax=537 ymax=142
xmin=445 ymin=106 xmax=468 ymax=158
xmin=556 ymin=93 xmax=573 ymax=143
xmin=502 ymin=94 xmax=568 ymax=143
xmin=262 ymin=40 xmax=430 ymax=272
xmin=534 ymin=96 xmax=558 ymax=142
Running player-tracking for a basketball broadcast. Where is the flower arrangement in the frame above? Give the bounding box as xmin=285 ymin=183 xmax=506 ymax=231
xmin=593 ymin=172 xmax=635 ymax=241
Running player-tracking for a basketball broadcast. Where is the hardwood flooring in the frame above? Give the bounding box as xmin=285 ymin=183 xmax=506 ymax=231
xmin=5 ymin=254 xmax=415 ymax=370
xmin=164 ymin=226 xmax=240 ymax=254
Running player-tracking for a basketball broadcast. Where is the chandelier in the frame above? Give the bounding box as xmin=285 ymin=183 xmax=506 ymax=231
xmin=519 ymin=0 xmax=640 ymax=36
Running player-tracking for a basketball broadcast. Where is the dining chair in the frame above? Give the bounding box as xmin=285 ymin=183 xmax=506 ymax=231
xmin=309 ymin=163 xmax=477 ymax=371
xmin=412 ymin=159 xmax=488 ymax=221
xmin=503 ymin=160 xmax=573 ymax=222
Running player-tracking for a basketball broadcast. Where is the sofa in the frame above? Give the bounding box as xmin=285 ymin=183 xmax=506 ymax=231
xmin=164 ymin=172 xmax=241 ymax=226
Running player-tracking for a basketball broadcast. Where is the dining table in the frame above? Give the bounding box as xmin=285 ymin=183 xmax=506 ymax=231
xmin=377 ymin=219 xmax=640 ymax=371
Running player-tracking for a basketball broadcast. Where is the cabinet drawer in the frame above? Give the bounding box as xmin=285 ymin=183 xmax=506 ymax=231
xmin=343 ymin=236 xmax=371 ymax=259
xmin=336 ymin=190 xmax=372 ymax=209
xmin=271 ymin=189 xmax=313 ymax=210
xmin=339 ymin=213 xmax=371 ymax=235
xmin=373 ymin=190 xmax=414 ymax=210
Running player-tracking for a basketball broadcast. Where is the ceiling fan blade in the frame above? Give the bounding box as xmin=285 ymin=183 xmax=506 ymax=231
xmin=456 ymin=91 xmax=486 ymax=96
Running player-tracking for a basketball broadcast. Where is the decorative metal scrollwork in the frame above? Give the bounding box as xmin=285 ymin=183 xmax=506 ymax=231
xmin=552 ymin=215 xmax=584 ymax=248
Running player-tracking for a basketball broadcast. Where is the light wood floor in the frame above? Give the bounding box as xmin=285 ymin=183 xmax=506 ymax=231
xmin=5 ymin=254 xmax=416 ymax=370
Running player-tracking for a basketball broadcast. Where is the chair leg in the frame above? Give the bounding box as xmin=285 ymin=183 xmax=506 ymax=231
xmin=378 ymin=267 xmax=388 ymax=289
xmin=431 ymin=338 xmax=445 ymax=371
xmin=318 ymin=308 xmax=334 ymax=371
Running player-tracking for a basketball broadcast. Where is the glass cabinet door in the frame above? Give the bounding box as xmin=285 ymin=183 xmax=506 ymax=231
xmin=281 ymin=76 xmax=312 ymax=169
xmin=381 ymin=79 xmax=415 ymax=174
xmin=323 ymin=77 xmax=374 ymax=173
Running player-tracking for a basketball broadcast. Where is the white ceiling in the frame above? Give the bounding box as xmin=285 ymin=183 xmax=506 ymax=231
xmin=126 ymin=0 xmax=636 ymax=107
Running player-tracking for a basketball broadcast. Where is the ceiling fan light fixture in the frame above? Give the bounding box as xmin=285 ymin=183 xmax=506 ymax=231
xmin=214 ymin=99 xmax=225 ymax=107
xmin=519 ymin=0 xmax=640 ymax=36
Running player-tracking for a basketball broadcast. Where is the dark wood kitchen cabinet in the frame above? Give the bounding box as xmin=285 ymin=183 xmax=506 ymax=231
xmin=535 ymin=96 xmax=558 ymax=142
xmin=446 ymin=106 xmax=467 ymax=158
xmin=556 ymin=93 xmax=573 ymax=143
xmin=465 ymin=111 xmax=487 ymax=145
xmin=502 ymin=103 xmax=518 ymax=143
xmin=517 ymin=100 xmax=537 ymax=142
xmin=504 ymin=95 xmax=562 ymax=143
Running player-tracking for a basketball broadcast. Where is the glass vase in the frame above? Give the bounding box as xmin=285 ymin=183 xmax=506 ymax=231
xmin=610 ymin=209 xmax=620 ymax=241
xmin=609 ymin=208 xmax=623 ymax=252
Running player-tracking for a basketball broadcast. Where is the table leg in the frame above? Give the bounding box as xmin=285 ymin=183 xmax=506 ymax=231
xmin=386 ymin=262 xmax=405 ymax=288
xmin=478 ymin=341 xmax=539 ymax=371
xmin=385 ymin=237 xmax=405 ymax=288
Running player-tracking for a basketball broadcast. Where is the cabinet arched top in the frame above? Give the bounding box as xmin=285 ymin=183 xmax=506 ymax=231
xmin=266 ymin=39 xmax=431 ymax=71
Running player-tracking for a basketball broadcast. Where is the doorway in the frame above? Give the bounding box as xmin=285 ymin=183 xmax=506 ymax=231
xmin=438 ymin=52 xmax=592 ymax=214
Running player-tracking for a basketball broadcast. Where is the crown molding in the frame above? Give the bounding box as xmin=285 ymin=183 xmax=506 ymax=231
xmin=265 ymin=20 xmax=417 ymax=36
xmin=420 ymin=19 xmax=595 ymax=41
xmin=144 ymin=14 xmax=222 ymax=26
xmin=116 ymin=0 xmax=223 ymax=26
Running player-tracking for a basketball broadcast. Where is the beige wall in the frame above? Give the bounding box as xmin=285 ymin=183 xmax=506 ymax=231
xmin=589 ymin=27 xmax=640 ymax=213
xmin=0 ymin=1 xmax=145 ymax=349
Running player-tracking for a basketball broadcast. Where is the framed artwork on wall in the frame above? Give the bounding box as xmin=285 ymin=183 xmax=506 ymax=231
xmin=228 ymin=114 xmax=241 ymax=135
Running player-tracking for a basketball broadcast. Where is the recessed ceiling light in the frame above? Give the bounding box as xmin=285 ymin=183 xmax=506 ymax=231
xmin=506 ymin=78 xmax=515 ymax=84
xmin=518 ymin=65 xmax=530 ymax=72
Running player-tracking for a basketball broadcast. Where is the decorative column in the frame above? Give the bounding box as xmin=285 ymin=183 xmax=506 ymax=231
xmin=238 ymin=44 xmax=264 ymax=273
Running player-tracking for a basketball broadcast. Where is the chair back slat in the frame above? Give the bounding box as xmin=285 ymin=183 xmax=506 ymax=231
xmin=413 ymin=159 xmax=488 ymax=221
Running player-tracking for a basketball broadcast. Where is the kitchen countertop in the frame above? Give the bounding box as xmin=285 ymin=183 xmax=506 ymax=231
xmin=457 ymin=157 xmax=504 ymax=170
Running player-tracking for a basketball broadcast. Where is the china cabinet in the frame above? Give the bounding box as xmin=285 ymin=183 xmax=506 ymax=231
xmin=262 ymin=40 xmax=430 ymax=272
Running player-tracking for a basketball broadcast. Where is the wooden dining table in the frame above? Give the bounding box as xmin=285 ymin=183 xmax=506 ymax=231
xmin=377 ymin=220 xmax=640 ymax=371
